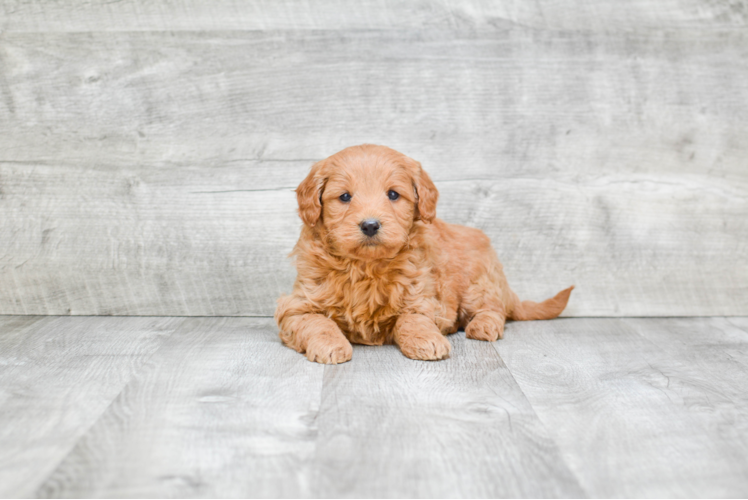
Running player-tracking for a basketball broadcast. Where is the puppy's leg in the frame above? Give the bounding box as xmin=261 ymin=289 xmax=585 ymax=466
xmin=462 ymin=277 xmax=507 ymax=342
xmin=393 ymin=314 xmax=451 ymax=361
xmin=279 ymin=313 xmax=353 ymax=364
xmin=435 ymin=287 xmax=460 ymax=335
xmin=465 ymin=311 xmax=506 ymax=341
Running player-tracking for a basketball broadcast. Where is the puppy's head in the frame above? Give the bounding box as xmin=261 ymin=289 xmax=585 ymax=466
xmin=296 ymin=144 xmax=438 ymax=260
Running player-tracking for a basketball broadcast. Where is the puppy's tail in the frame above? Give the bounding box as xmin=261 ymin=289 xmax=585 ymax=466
xmin=509 ymin=286 xmax=574 ymax=321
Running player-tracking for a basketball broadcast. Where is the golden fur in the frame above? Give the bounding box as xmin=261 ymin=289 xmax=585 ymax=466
xmin=275 ymin=144 xmax=573 ymax=363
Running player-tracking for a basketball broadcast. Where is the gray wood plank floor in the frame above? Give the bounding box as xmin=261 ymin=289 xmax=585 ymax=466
xmin=2 ymin=316 xmax=747 ymax=498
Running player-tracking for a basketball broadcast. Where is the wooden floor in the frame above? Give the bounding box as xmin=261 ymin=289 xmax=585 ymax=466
xmin=1 ymin=316 xmax=747 ymax=498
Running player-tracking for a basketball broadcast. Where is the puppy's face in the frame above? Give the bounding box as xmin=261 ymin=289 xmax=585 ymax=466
xmin=296 ymin=145 xmax=438 ymax=261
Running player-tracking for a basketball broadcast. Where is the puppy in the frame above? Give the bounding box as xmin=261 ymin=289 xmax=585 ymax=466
xmin=275 ymin=144 xmax=573 ymax=363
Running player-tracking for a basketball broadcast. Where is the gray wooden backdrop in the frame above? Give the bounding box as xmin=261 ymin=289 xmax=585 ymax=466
xmin=1 ymin=1 xmax=746 ymax=317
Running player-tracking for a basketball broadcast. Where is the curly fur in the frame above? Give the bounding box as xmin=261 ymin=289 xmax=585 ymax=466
xmin=275 ymin=144 xmax=573 ymax=363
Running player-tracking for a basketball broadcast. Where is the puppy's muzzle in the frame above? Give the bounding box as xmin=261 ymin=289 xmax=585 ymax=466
xmin=360 ymin=219 xmax=380 ymax=237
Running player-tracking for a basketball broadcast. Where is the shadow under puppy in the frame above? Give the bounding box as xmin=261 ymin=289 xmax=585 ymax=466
xmin=276 ymin=144 xmax=573 ymax=363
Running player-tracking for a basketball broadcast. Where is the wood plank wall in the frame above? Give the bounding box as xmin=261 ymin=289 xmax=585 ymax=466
xmin=1 ymin=1 xmax=746 ymax=316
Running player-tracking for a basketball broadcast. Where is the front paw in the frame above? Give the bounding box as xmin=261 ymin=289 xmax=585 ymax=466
xmin=465 ymin=312 xmax=505 ymax=341
xmin=304 ymin=334 xmax=353 ymax=364
xmin=398 ymin=330 xmax=451 ymax=361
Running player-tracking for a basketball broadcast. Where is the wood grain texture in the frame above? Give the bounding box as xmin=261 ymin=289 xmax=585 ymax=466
xmin=37 ymin=317 xmax=325 ymax=498
xmin=0 ymin=315 xmax=181 ymax=498
xmin=1 ymin=0 xmax=746 ymax=32
xmin=0 ymin=160 xmax=302 ymax=316
xmin=3 ymin=316 xmax=748 ymax=497
xmin=310 ymin=334 xmax=585 ymax=498
xmin=495 ymin=317 xmax=748 ymax=497
xmin=1 ymin=27 xmax=746 ymax=316
xmin=0 ymin=160 xmax=745 ymax=317
xmin=2 ymin=30 xmax=747 ymax=176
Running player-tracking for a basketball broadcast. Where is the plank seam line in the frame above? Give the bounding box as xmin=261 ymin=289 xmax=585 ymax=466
xmin=31 ymin=318 xmax=183 ymax=496
xmin=489 ymin=341 xmax=591 ymax=497
xmin=304 ymin=364 xmax=328 ymax=493
xmin=725 ymin=317 xmax=748 ymax=335
xmin=2 ymin=26 xmax=748 ymax=35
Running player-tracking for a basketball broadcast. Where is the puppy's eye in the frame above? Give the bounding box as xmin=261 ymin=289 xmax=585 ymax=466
xmin=387 ymin=190 xmax=400 ymax=201
xmin=339 ymin=193 xmax=352 ymax=203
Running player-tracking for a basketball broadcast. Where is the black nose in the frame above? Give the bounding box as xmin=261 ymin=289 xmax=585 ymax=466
xmin=360 ymin=219 xmax=380 ymax=237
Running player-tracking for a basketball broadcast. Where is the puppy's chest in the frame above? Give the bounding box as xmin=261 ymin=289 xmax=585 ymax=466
xmin=326 ymin=272 xmax=412 ymax=342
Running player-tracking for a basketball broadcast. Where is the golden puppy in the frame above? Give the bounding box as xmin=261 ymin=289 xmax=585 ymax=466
xmin=275 ymin=144 xmax=573 ymax=363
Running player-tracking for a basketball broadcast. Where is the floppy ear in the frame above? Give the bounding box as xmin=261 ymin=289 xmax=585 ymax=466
xmin=412 ymin=162 xmax=438 ymax=223
xmin=296 ymin=160 xmax=327 ymax=227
